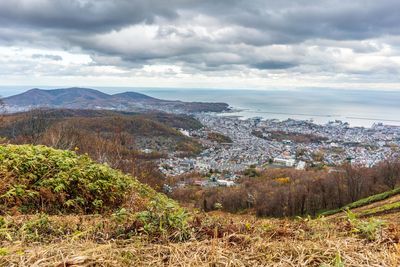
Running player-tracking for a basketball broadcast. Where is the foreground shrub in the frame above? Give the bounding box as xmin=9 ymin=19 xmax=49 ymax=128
xmin=0 ymin=144 xmax=190 ymax=239
xmin=0 ymin=144 xmax=135 ymax=214
xmin=137 ymin=195 xmax=190 ymax=241
xmin=346 ymin=210 xmax=385 ymax=241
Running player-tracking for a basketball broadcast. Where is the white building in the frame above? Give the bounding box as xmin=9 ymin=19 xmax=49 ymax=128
xmin=216 ymin=179 xmax=235 ymax=187
xmin=296 ymin=161 xmax=306 ymax=170
xmin=274 ymin=157 xmax=296 ymax=167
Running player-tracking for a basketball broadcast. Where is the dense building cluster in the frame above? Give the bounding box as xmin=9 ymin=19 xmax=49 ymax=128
xmin=159 ymin=114 xmax=400 ymax=177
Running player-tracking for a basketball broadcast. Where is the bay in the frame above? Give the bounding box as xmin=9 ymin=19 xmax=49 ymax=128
xmin=1 ymin=86 xmax=400 ymax=127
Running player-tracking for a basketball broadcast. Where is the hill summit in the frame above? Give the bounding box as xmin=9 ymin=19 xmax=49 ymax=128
xmin=3 ymin=87 xmax=229 ymax=113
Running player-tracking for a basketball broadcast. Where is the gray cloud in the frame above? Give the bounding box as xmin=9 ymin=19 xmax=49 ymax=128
xmin=32 ymin=54 xmax=63 ymax=61
xmin=0 ymin=0 xmax=400 ymax=85
xmin=211 ymin=0 xmax=400 ymax=43
xmin=2 ymin=1 xmax=400 ymax=41
xmin=0 ymin=0 xmax=178 ymax=33
xmin=250 ymin=60 xmax=298 ymax=70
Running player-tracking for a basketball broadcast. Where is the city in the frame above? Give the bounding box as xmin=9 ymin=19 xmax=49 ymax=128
xmin=159 ymin=114 xmax=400 ymax=180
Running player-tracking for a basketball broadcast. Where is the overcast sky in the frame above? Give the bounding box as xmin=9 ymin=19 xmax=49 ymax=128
xmin=1 ymin=0 xmax=400 ymax=90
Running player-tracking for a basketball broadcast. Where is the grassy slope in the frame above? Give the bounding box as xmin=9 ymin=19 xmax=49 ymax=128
xmin=0 ymin=144 xmax=188 ymax=233
xmin=0 ymin=145 xmax=398 ymax=266
xmin=320 ymin=187 xmax=400 ymax=217
xmin=1 ymin=211 xmax=399 ymax=266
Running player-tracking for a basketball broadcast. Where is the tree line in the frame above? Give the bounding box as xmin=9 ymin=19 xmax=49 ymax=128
xmin=0 ymin=108 xmax=186 ymax=191
xmin=172 ymin=161 xmax=400 ymax=217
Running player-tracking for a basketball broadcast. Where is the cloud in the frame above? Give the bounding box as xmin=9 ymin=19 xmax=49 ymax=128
xmin=250 ymin=60 xmax=298 ymax=70
xmin=0 ymin=0 xmax=399 ymax=89
xmin=0 ymin=0 xmax=178 ymax=33
xmin=32 ymin=54 xmax=63 ymax=61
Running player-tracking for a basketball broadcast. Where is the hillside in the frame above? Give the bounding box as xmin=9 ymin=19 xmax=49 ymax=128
xmin=0 ymin=109 xmax=204 ymax=192
xmin=3 ymin=87 xmax=230 ymax=113
xmin=0 ymin=145 xmax=399 ymax=266
xmin=4 ymin=88 xmax=111 ymax=107
xmin=321 ymin=187 xmax=400 ymax=218
xmin=0 ymin=109 xmax=202 ymax=155
xmin=0 ymin=144 xmax=189 ymax=231
xmin=0 ymin=144 xmax=182 ymax=215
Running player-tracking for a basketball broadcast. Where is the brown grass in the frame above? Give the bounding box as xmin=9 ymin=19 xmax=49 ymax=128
xmin=1 ymin=212 xmax=399 ymax=267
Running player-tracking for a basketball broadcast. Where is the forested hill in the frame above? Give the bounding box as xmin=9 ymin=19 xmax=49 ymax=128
xmin=3 ymin=87 xmax=229 ymax=113
xmin=0 ymin=109 xmax=203 ymax=157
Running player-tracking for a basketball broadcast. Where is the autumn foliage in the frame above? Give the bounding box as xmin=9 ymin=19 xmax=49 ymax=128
xmin=173 ymin=162 xmax=400 ymax=217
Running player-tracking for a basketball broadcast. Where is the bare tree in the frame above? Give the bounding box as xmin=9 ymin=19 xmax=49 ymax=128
xmin=380 ymin=159 xmax=400 ymax=189
xmin=0 ymin=96 xmax=5 ymax=123
xmin=0 ymin=96 xmax=4 ymax=109
xmin=22 ymin=108 xmax=51 ymax=144
xmin=41 ymin=121 xmax=79 ymax=150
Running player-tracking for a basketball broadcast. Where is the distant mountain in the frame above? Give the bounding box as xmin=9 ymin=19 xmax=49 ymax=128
xmin=3 ymin=87 xmax=229 ymax=113
xmin=5 ymin=88 xmax=111 ymax=107
xmin=112 ymin=91 xmax=158 ymax=101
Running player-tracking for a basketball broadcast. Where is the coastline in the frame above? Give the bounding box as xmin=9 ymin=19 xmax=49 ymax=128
xmin=217 ymin=106 xmax=400 ymax=128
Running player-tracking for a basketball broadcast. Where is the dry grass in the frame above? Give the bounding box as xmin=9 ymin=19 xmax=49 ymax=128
xmin=1 ymin=212 xmax=399 ymax=267
xmin=2 ymin=233 xmax=399 ymax=266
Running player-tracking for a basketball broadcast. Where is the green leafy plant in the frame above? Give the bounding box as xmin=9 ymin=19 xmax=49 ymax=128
xmin=0 ymin=248 xmax=8 ymax=256
xmin=0 ymin=144 xmax=190 ymax=240
xmin=137 ymin=195 xmax=190 ymax=241
xmin=20 ymin=214 xmax=56 ymax=241
xmin=0 ymin=216 xmax=12 ymax=242
xmin=345 ymin=210 xmax=384 ymax=241
xmin=0 ymin=144 xmax=134 ymax=214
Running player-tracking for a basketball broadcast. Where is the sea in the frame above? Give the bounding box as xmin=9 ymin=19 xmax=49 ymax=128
xmin=1 ymin=86 xmax=400 ymax=128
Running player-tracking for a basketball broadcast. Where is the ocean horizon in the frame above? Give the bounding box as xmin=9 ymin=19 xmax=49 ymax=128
xmin=1 ymin=86 xmax=400 ymax=127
